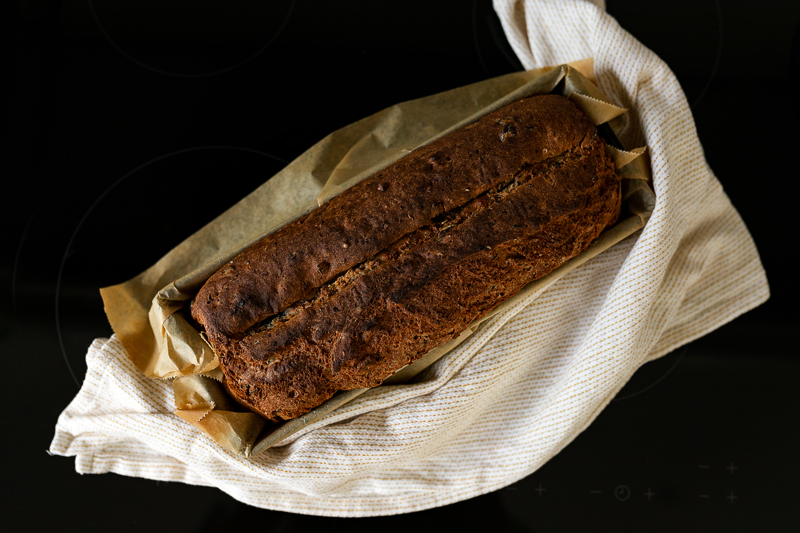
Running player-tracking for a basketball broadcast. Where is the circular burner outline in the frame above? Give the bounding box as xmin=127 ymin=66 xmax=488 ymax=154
xmin=54 ymin=146 xmax=288 ymax=386
xmin=88 ymin=0 xmax=295 ymax=78
xmin=613 ymin=346 xmax=688 ymax=402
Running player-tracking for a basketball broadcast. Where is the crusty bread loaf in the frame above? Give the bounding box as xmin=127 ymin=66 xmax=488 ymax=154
xmin=192 ymin=94 xmax=621 ymax=422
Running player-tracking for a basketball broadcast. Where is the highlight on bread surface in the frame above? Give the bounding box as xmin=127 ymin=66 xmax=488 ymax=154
xmin=191 ymin=94 xmax=621 ymax=422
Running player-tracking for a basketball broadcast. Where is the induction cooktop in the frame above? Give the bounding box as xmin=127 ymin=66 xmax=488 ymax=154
xmin=4 ymin=1 xmax=797 ymax=531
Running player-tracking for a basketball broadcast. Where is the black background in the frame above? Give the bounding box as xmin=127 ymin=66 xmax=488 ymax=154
xmin=3 ymin=1 xmax=798 ymax=531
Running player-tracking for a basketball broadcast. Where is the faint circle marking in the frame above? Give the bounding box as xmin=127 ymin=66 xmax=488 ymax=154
xmin=88 ymin=0 xmax=295 ymax=78
xmin=613 ymin=346 xmax=688 ymax=402
xmin=55 ymin=146 xmax=287 ymax=387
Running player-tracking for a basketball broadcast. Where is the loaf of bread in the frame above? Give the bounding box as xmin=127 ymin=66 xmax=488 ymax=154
xmin=191 ymin=94 xmax=621 ymax=422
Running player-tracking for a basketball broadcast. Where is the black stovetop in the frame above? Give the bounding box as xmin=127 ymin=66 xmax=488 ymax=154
xmin=3 ymin=1 xmax=798 ymax=531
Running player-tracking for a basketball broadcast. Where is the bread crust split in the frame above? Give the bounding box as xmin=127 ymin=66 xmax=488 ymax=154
xmin=192 ymin=94 xmax=621 ymax=422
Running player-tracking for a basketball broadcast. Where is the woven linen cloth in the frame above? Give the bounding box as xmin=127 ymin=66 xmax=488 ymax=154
xmin=50 ymin=0 xmax=769 ymax=517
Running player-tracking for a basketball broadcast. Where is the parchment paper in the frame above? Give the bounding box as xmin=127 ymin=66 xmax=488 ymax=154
xmin=100 ymin=60 xmax=654 ymax=457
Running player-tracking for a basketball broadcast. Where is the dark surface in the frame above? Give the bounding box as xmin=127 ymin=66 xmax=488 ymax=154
xmin=2 ymin=0 xmax=797 ymax=531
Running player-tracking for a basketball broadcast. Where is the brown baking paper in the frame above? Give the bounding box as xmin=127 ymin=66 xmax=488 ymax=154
xmin=100 ymin=60 xmax=654 ymax=457
xmin=173 ymin=374 xmax=267 ymax=456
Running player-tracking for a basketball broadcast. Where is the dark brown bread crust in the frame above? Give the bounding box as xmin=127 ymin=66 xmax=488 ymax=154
xmin=192 ymin=95 xmax=621 ymax=422
xmin=193 ymin=95 xmax=593 ymax=339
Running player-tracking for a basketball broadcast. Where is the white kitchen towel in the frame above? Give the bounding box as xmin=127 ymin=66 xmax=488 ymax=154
xmin=50 ymin=0 xmax=769 ymax=516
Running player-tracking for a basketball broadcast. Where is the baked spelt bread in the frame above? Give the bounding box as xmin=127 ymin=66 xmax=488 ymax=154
xmin=192 ymin=94 xmax=621 ymax=422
